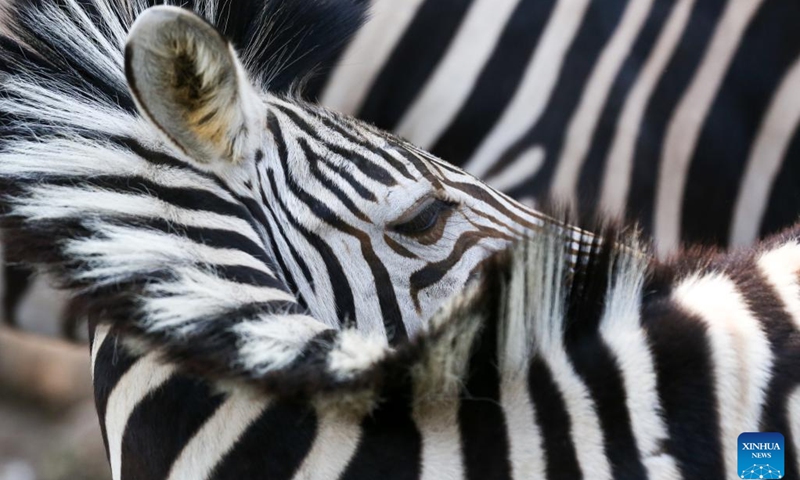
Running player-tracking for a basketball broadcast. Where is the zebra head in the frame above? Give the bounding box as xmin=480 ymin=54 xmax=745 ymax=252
xmin=121 ymin=6 xmax=549 ymax=342
xmin=0 ymin=0 xmax=562 ymax=393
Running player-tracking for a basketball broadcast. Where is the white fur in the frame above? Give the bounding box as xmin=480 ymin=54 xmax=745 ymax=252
xmin=91 ymin=324 xmax=112 ymax=381
xmin=526 ymin=233 xmax=612 ymax=479
xmin=598 ymin=247 xmax=674 ymax=472
xmin=232 ymin=315 xmax=329 ymax=374
xmin=538 ymin=341 xmax=612 ymax=478
xmin=105 ymin=353 xmax=176 ymax=480
xmin=414 ymin=398 xmax=465 ymax=480
xmin=327 ymin=329 xmax=389 ymax=380
xmin=757 ymin=241 xmax=800 ymax=330
xmin=291 ymin=402 xmax=363 ymax=480
xmin=673 ymin=272 xmax=774 ymax=477
xmin=67 ymin=225 xmax=275 ymax=280
xmin=790 ymin=386 xmax=800 ymax=476
xmin=501 ymin=379 xmax=545 ymax=479
xmin=166 ymin=391 xmax=270 ymax=480
xmin=141 ymin=268 xmax=297 ymax=332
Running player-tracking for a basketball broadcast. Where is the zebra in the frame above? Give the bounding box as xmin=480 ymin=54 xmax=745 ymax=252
xmin=0 ymin=0 xmax=799 ymax=479
xmin=6 ymin=0 xmax=800 ymax=339
xmin=314 ymin=0 xmax=800 ymax=255
xmin=84 ymin=220 xmax=800 ymax=480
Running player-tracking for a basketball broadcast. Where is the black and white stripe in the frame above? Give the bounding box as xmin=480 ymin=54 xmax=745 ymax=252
xmin=316 ymin=0 xmax=800 ymax=255
xmin=0 ymin=0 xmax=569 ymax=385
xmin=7 ymin=0 xmax=800 ymax=339
xmin=0 ymin=1 xmax=797 ymax=479
xmin=86 ymin=222 xmax=800 ymax=479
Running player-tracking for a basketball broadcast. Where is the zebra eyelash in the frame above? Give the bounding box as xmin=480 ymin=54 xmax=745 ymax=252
xmin=389 ymin=197 xmax=459 ymax=237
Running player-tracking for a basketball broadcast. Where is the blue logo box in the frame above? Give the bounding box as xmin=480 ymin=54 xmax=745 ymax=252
xmin=738 ymin=432 xmax=785 ymax=479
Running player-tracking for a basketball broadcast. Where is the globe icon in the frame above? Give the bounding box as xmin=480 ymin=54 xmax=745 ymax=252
xmin=740 ymin=464 xmax=782 ymax=479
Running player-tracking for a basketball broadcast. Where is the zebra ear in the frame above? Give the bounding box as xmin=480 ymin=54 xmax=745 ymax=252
xmin=124 ymin=6 xmax=263 ymax=163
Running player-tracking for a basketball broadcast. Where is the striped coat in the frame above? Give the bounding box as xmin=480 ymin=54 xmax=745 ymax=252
xmin=0 ymin=1 xmax=797 ymax=479
xmin=88 ymin=222 xmax=800 ymax=479
xmin=316 ymin=0 xmax=800 ymax=254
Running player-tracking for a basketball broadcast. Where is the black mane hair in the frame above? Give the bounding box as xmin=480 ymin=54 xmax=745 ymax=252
xmin=0 ymin=0 xmax=367 ymax=116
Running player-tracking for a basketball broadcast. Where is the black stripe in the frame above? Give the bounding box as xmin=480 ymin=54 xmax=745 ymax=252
xmin=395 ymin=148 xmax=443 ymax=191
xmin=269 ymin=117 xmax=406 ymax=342
xmin=296 ymin=117 xmax=378 ymax=200
xmin=254 ymin=188 xmax=314 ymax=302
xmin=565 ymin=337 xmax=647 ymax=479
xmin=431 ymin=0 xmax=558 ymax=164
xmin=459 ymin=285 xmax=512 ymax=480
xmin=210 ymin=400 xmax=317 ymax=480
xmin=110 ymin=137 xmax=221 ymax=185
xmin=210 ymin=265 xmax=284 ymax=289
xmin=759 ymin=118 xmax=800 ymax=239
xmin=642 ymin=295 xmax=724 ymax=478
xmin=577 ymin=0 xmax=675 ymax=212
xmin=315 ymin=113 xmax=416 ymax=181
xmin=93 ymin=330 xmax=139 ymax=462
xmin=626 ymin=0 xmax=726 ymax=234
xmin=263 ymin=126 xmax=356 ymax=328
xmin=120 ymin=375 xmax=225 ymax=480
xmin=563 ymin=237 xmax=647 ymax=478
xmin=298 ymin=138 xmax=369 ymax=222
xmin=2 ymin=262 xmax=33 ymax=326
xmin=340 ymin=379 xmax=422 ymax=480
xmin=274 ymin=104 xmax=397 ymax=186
xmin=357 ymin=0 xmax=476 ymax=130
xmin=16 ymin=173 xmax=254 ymax=225
xmin=97 ymin=217 xmax=276 ymax=281
xmin=498 ymin=0 xmax=630 ymax=192
xmin=728 ymin=261 xmax=800 ymax=480
xmin=681 ymin=0 xmax=800 ymax=247
xmin=264 ymin=168 xmax=357 ymax=327
xmin=527 ymin=356 xmax=583 ymax=479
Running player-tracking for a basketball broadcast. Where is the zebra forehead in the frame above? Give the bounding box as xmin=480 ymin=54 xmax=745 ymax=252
xmin=265 ymin=98 xmax=428 ymax=182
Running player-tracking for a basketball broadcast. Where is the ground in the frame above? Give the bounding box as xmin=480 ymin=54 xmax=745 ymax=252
xmin=0 ymin=329 xmax=109 ymax=480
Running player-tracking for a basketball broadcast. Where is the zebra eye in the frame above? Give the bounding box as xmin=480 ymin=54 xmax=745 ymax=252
xmin=391 ymin=198 xmax=457 ymax=236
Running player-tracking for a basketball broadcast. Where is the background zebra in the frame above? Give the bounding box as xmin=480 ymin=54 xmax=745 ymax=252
xmin=0 ymin=1 xmax=798 ymax=479
xmin=313 ymin=0 xmax=800 ymax=254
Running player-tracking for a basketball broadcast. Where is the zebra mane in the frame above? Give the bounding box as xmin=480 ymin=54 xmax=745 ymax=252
xmin=0 ymin=0 xmax=366 ymax=133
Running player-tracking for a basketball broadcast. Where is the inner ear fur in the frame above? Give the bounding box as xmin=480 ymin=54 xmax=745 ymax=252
xmin=125 ymin=6 xmax=262 ymax=163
